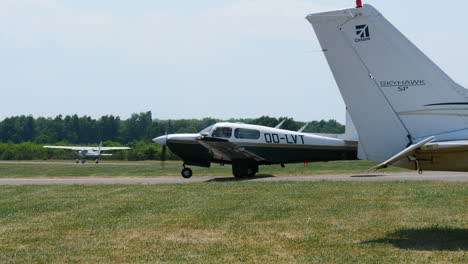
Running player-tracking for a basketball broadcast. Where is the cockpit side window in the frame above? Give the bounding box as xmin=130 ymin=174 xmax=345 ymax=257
xmin=234 ymin=128 xmax=260 ymax=139
xmin=212 ymin=127 xmax=232 ymax=138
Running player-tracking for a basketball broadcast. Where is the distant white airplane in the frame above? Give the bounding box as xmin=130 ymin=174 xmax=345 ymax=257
xmin=153 ymin=115 xmax=358 ymax=178
xmin=307 ymin=2 xmax=468 ymax=173
xmin=44 ymin=142 xmax=130 ymax=164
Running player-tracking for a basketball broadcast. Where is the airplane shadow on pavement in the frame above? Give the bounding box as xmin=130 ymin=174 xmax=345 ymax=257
xmin=361 ymin=226 xmax=468 ymax=251
xmin=350 ymin=174 xmax=385 ymax=178
xmin=205 ymin=174 xmax=275 ymax=182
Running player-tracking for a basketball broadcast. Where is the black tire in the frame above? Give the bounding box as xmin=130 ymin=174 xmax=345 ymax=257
xmin=81 ymin=160 xmax=86 ymax=164
xmin=181 ymin=168 xmax=193 ymax=178
xmin=246 ymin=167 xmax=256 ymax=178
xmin=75 ymin=159 xmax=80 ymax=164
xmin=95 ymin=159 xmax=100 ymax=164
xmin=232 ymin=161 xmax=258 ymax=178
xmin=232 ymin=164 xmax=245 ymax=178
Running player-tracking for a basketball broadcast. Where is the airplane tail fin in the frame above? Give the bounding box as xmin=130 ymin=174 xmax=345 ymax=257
xmin=98 ymin=141 xmax=103 ymax=155
xmin=307 ymin=4 xmax=468 ymax=162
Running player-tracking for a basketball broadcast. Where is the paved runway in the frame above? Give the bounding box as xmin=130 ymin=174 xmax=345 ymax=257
xmin=0 ymin=161 xmax=147 ymax=166
xmin=0 ymin=171 xmax=467 ymax=185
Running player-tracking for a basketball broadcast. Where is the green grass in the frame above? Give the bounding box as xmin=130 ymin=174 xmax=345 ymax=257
xmin=0 ymin=160 xmax=409 ymax=178
xmin=0 ymin=182 xmax=466 ymax=263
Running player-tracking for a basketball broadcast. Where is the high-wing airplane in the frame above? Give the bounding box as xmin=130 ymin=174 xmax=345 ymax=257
xmin=153 ymin=116 xmax=358 ymax=178
xmin=307 ymin=1 xmax=468 ymax=173
xmin=43 ymin=142 xmax=130 ymax=164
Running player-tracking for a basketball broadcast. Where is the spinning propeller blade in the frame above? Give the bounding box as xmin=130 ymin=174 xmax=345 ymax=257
xmin=160 ymin=125 xmax=169 ymax=167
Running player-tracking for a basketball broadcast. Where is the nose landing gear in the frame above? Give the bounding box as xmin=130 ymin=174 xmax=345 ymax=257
xmin=181 ymin=167 xmax=193 ymax=178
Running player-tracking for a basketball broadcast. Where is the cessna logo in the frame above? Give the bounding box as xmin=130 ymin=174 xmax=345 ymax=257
xmin=355 ymin=24 xmax=370 ymax=42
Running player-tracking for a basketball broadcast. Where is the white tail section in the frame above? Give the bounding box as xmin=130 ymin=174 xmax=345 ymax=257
xmin=343 ymin=110 xmax=358 ymax=142
xmin=307 ymin=4 xmax=468 ymax=162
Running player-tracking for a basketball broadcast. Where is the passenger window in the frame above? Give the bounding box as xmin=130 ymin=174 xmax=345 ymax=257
xmin=212 ymin=127 xmax=232 ymax=138
xmin=234 ymin=128 xmax=260 ymax=139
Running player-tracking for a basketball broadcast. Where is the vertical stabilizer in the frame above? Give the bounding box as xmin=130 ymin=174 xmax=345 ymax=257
xmin=307 ymin=4 xmax=468 ymax=162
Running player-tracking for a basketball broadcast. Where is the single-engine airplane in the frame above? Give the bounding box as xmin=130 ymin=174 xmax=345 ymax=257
xmin=153 ymin=116 xmax=358 ymax=178
xmin=307 ymin=1 xmax=468 ymax=172
xmin=44 ymin=142 xmax=130 ymax=164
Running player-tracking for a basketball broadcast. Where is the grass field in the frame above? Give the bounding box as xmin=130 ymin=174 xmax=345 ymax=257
xmin=0 ymin=160 xmax=409 ymax=178
xmin=0 ymin=182 xmax=466 ymax=263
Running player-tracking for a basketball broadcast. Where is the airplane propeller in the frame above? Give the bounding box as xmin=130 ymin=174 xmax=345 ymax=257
xmin=160 ymin=126 xmax=169 ymax=167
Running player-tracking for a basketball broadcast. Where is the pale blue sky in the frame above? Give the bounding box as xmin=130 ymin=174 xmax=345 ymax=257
xmin=1 ymin=0 xmax=467 ymax=122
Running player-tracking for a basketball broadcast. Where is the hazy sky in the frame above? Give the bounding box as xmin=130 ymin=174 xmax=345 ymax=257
xmin=1 ymin=0 xmax=467 ymax=122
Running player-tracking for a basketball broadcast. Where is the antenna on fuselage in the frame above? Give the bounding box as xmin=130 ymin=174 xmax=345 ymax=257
xmin=275 ymin=120 xmax=287 ymax=129
xmin=298 ymin=123 xmax=309 ymax=133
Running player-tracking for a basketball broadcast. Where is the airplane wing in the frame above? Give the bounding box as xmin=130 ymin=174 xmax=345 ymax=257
xmin=197 ymin=137 xmax=265 ymax=162
xmin=43 ymin=146 xmax=90 ymax=151
xmin=43 ymin=146 xmax=130 ymax=151
xmin=97 ymin=147 xmax=131 ymax=151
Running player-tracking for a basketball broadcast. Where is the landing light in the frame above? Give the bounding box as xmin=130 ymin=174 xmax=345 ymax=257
xmin=356 ymin=0 xmax=363 ymax=8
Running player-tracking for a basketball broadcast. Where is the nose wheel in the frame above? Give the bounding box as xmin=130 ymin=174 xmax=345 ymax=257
xmin=181 ymin=168 xmax=193 ymax=178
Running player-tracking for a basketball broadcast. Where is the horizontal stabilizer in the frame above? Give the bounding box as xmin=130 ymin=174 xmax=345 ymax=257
xmin=370 ymin=136 xmax=435 ymax=172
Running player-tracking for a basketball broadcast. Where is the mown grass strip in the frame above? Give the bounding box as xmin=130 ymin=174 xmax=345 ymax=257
xmin=0 ymin=160 xmax=408 ymax=178
xmin=0 ymin=182 xmax=466 ymax=263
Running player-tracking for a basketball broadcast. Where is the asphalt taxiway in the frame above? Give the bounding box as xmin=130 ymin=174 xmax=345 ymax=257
xmin=0 ymin=171 xmax=467 ymax=185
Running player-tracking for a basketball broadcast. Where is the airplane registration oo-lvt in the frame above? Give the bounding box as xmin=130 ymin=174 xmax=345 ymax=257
xmin=153 ymin=120 xmax=357 ymax=178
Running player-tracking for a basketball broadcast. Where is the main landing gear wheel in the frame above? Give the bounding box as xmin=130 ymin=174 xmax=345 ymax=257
xmin=232 ymin=161 xmax=257 ymax=178
xmin=75 ymin=159 xmax=80 ymax=164
xmin=95 ymin=159 xmax=100 ymax=164
xmin=81 ymin=160 xmax=86 ymax=164
xmin=181 ymin=168 xmax=193 ymax=179
xmin=246 ymin=167 xmax=256 ymax=178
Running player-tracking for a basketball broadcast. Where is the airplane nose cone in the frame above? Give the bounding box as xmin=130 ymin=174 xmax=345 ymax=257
xmin=152 ymin=136 xmax=167 ymax=145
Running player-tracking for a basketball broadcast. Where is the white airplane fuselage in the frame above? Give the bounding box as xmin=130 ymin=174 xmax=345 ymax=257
xmin=153 ymin=122 xmax=357 ymax=178
xmin=77 ymin=150 xmax=105 ymax=159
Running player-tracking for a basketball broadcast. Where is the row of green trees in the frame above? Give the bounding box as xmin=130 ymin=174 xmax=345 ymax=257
xmin=0 ymin=111 xmax=345 ymax=160
xmin=0 ymin=141 xmax=179 ymax=161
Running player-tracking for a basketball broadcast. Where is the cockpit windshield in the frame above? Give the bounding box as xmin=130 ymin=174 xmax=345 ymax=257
xmin=199 ymin=125 xmax=214 ymax=135
xmin=212 ymin=127 xmax=232 ymax=138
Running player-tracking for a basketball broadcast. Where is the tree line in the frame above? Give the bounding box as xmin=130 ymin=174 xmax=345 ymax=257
xmin=0 ymin=111 xmax=345 ymax=160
